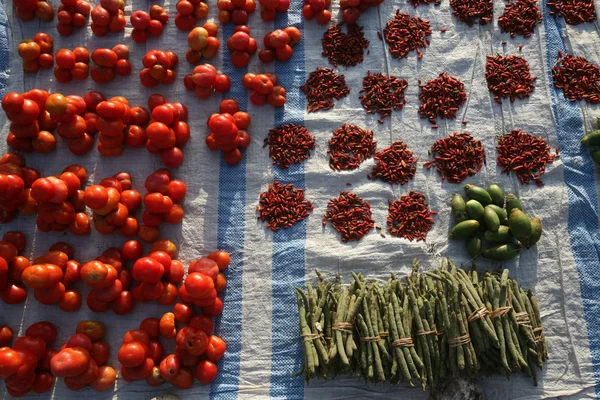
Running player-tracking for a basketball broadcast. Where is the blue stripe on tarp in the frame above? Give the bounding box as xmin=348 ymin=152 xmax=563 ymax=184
xmin=270 ymin=7 xmax=307 ymax=400
xmin=210 ymin=22 xmax=248 ymax=400
xmin=0 ymin=0 xmax=9 ymax=97
xmin=542 ymin=6 xmax=600 ymax=396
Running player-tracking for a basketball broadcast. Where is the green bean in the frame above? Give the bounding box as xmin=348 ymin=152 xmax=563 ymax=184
xmin=335 ymin=288 xmax=350 ymax=366
xmin=357 ymin=314 xmax=374 ymax=380
xmin=296 ymin=289 xmax=316 ymax=379
xmin=391 ymin=291 xmax=422 ymax=378
xmin=387 ymin=303 xmax=412 ymax=383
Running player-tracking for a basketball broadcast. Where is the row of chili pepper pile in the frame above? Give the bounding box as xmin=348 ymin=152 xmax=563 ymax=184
xmin=296 ymin=261 xmax=547 ymax=390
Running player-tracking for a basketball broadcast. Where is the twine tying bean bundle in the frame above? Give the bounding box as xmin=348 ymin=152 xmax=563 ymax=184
xmin=295 ymin=259 xmax=548 ymax=391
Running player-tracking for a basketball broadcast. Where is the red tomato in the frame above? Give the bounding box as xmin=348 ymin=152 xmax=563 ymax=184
xmin=87 ymin=290 xmax=111 ymax=312
xmin=66 ymin=333 xmax=92 ymax=351
xmin=112 ymin=290 xmax=134 ymax=315
xmin=159 ymin=312 xmax=176 ymax=338
xmin=76 ymin=320 xmax=106 ymax=342
xmin=173 ymin=302 xmax=193 ymax=324
xmin=164 ymin=259 xmax=185 ymax=283
xmin=22 ymin=264 xmax=63 ymax=289
xmin=215 ymin=272 xmax=227 ymax=292
xmin=90 ymin=365 xmax=116 ymax=391
xmin=171 ymin=366 xmax=194 ymax=389
xmin=195 ymin=359 xmax=218 ymax=384
xmin=159 ymin=353 xmax=180 ymax=381
xmin=80 ymin=260 xmax=116 ymax=289
xmin=118 ymin=342 xmax=146 ymax=367
xmin=202 ymin=296 xmax=224 ymax=316
xmin=148 ymin=340 xmax=163 ymax=364
xmin=31 ymin=371 xmax=53 ymax=393
xmin=176 ymin=327 xmax=208 ymax=356
xmin=25 ymin=321 xmax=57 ymax=344
xmin=132 ymin=257 xmax=163 ymax=283
xmin=145 ymin=365 xmax=165 ymax=386
xmin=0 ymin=348 xmax=22 ymax=378
xmin=0 ymin=326 xmax=13 ymax=346
xmin=158 ymin=282 xmax=178 ymax=305
xmin=121 ymin=240 xmax=143 ymax=260
xmin=63 ymin=359 xmax=99 ymax=389
xmin=2 ymin=283 xmax=27 ymax=304
xmin=189 ymin=258 xmax=219 ymax=280
xmin=139 ymin=318 xmax=160 ymax=340
xmin=184 ymin=272 xmax=214 ymax=298
xmin=59 ymin=289 xmax=82 ymax=312
xmin=121 ymin=357 xmax=154 ymax=380
xmin=208 ymin=250 xmax=231 ymax=270
xmin=206 ymin=336 xmax=226 ymax=361
xmin=90 ymin=341 xmax=110 ymax=366
xmin=50 ymin=347 xmax=91 ymax=377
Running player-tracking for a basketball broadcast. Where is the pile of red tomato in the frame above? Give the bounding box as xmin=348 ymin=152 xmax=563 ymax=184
xmin=340 ymin=0 xmax=382 ymax=23
xmin=90 ymin=0 xmax=126 ymax=36
xmin=90 ymin=45 xmax=132 ymax=83
xmin=0 ymin=154 xmax=42 ymax=223
xmin=184 ymin=63 xmax=231 ymax=100
xmin=54 ymin=47 xmax=90 ymax=82
xmin=258 ymin=0 xmax=289 ymax=21
xmin=186 ymin=24 xmax=220 ymax=65
xmin=259 ymin=27 xmax=301 ymax=63
xmin=227 ymin=26 xmax=258 ymax=68
xmin=206 ymin=99 xmax=251 ymax=166
xmin=146 ymin=95 xmax=190 ymax=167
xmin=140 ymin=50 xmax=178 ymax=87
xmin=11 ymin=0 xmax=53 ymax=21
xmin=243 ymin=72 xmax=286 ymax=107
xmin=18 ymin=33 xmax=53 ymax=73
xmin=56 ymin=0 xmax=91 ymax=36
xmin=175 ymin=0 xmax=209 ymax=30
xmin=0 ymin=231 xmax=29 ymax=304
xmin=302 ymin=0 xmax=331 ymax=24
xmin=130 ymin=6 xmax=169 ymax=42
xmin=216 ymin=0 xmax=256 ymax=25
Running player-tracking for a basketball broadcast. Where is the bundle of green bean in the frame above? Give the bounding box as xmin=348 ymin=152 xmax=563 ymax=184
xmin=450 ymin=184 xmax=542 ymax=261
xmin=295 ymin=260 xmax=547 ymax=392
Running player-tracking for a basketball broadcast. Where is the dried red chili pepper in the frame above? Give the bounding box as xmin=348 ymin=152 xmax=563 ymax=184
xmin=450 ymin=0 xmax=493 ymax=26
xmin=328 ymin=124 xmax=376 ymax=171
xmin=263 ymin=124 xmax=316 ymax=169
xmin=418 ymin=72 xmax=467 ymax=123
xmin=387 ymin=191 xmax=437 ymax=241
xmin=323 ymin=191 xmax=374 ymax=242
xmin=424 ymin=132 xmax=486 ymax=183
xmin=498 ymin=0 xmax=542 ymax=38
xmin=408 ymin=0 xmax=440 ymax=6
xmin=359 ymin=71 xmax=408 ymax=122
xmin=300 ymin=67 xmax=350 ymax=112
xmin=257 ymin=181 xmax=314 ymax=231
xmin=368 ymin=141 xmax=417 ymax=185
xmin=384 ymin=10 xmax=432 ymax=59
xmin=496 ymin=129 xmax=559 ymax=186
xmin=552 ymin=51 xmax=600 ymax=103
xmin=548 ymin=0 xmax=597 ymax=25
xmin=485 ymin=55 xmax=536 ymax=104
xmin=321 ymin=23 xmax=369 ymax=67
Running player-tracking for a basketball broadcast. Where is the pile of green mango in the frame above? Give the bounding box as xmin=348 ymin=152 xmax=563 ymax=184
xmin=449 ymin=184 xmax=542 ymax=261
xmin=581 ymin=120 xmax=600 ymax=164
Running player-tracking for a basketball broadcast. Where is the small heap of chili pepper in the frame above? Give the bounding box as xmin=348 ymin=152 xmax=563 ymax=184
xmin=408 ymin=0 xmax=441 ymax=6
xmin=387 ymin=191 xmax=437 ymax=241
xmin=424 ymin=132 xmax=486 ymax=183
xmin=300 ymin=67 xmax=350 ymax=112
xmin=264 ymin=124 xmax=316 ymax=169
xmin=450 ymin=0 xmax=493 ymax=26
xmin=257 ymin=181 xmax=314 ymax=231
xmin=368 ymin=141 xmax=417 ymax=185
xmin=548 ymin=0 xmax=597 ymax=25
xmin=359 ymin=72 xmax=408 ymax=123
xmin=328 ymin=124 xmax=377 ymax=171
xmin=321 ymin=23 xmax=369 ymax=67
xmin=418 ymin=72 xmax=467 ymax=123
xmin=384 ymin=10 xmax=432 ymax=60
xmin=485 ymin=55 xmax=536 ymax=104
xmin=552 ymin=51 xmax=600 ymax=103
xmin=496 ymin=129 xmax=559 ymax=186
xmin=498 ymin=0 xmax=542 ymax=38
xmin=323 ymin=191 xmax=374 ymax=242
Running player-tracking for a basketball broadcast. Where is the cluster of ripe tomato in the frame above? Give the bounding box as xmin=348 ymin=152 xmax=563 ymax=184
xmin=243 ymin=72 xmax=286 ymax=107
xmin=0 ymin=231 xmax=29 ymax=304
xmin=130 ymin=6 xmax=169 ymax=43
xmin=227 ymin=26 xmax=258 ymax=68
xmin=184 ymin=63 xmax=231 ymax=100
xmin=258 ymin=0 xmax=289 ymax=21
xmin=56 ymin=0 xmax=91 ymax=36
xmin=206 ymin=99 xmax=251 ymax=166
xmin=186 ymin=24 xmax=220 ymax=65
xmin=146 ymin=95 xmax=191 ymax=167
xmin=17 ymin=33 xmax=54 ymax=73
xmin=302 ymin=0 xmax=332 ymax=24
xmin=90 ymin=0 xmax=126 ymax=36
xmin=90 ymin=45 xmax=132 ymax=83
xmin=339 ymin=0 xmax=382 ymax=23
xmin=140 ymin=50 xmax=179 ymax=87
xmin=175 ymin=0 xmax=209 ymax=30
xmin=53 ymin=47 xmax=90 ymax=82
xmin=11 ymin=0 xmax=53 ymax=21
xmin=216 ymin=0 xmax=256 ymax=25
xmin=259 ymin=27 xmax=301 ymax=63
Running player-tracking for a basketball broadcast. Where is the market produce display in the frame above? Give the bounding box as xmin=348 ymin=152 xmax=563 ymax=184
xmin=295 ymin=261 xmax=547 ymax=390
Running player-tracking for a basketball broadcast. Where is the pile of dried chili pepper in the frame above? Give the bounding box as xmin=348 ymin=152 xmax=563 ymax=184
xmin=424 ymin=132 xmax=486 ymax=183
xmin=387 ymin=191 xmax=437 ymax=241
xmin=328 ymin=124 xmax=376 ymax=171
xmin=485 ymin=55 xmax=536 ymax=104
xmin=384 ymin=10 xmax=432 ymax=60
xmin=408 ymin=0 xmax=440 ymax=6
xmin=496 ymin=129 xmax=559 ymax=186
xmin=321 ymin=23 xmax=369 ymax=67
xmin=300 ymin=67 xmax=350 ymax=112
xmin=359 ymin=71 xmax=408 ymax=123
xmin=323 ymin=191 xmax=374 ymax=242
xmin=264 ymin=124 xmax=316 ymax=169
xmin=552 ymin=51 xmax=600 ymax=103
xmin=450 ymin=0 xmax=493 ymax=26
xmin=368 ymin=141 xmax=417 ymax=185
xmin=498 ymin=0 xmax=542 ymax=38
xmin=548 ymin=0 xmax=597 ymax=25
xmin=257 ymin=181 xmax=314 ymax=231
xmin=418 ymin=72 xmax=467 ymax=124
